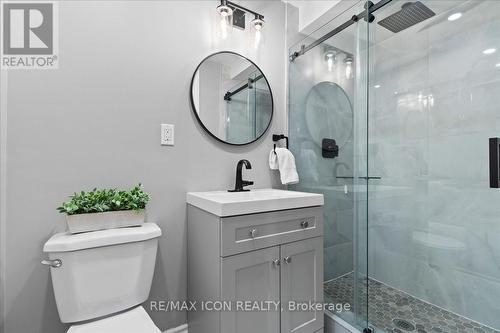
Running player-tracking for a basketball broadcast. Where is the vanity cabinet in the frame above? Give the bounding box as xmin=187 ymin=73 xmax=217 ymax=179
xmin=188 ymin=205 xmax=324 ymax=333
xmin=280 ymin=237 xmax=323 ymax=333
xmin=220 ymin=246 xmax=281 ymax=333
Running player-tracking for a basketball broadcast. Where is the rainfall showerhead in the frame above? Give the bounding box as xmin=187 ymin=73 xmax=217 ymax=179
xmin=378 ymin=1 xmax=436 ymax=33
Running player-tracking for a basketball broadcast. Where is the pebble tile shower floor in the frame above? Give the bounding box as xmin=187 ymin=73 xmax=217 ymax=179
xmin=324 ymin=273 xmax=499 ymax=333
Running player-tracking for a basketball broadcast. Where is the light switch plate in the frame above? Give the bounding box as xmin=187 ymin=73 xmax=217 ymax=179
xmin=161 ymin=124 xmax=174 ymax=146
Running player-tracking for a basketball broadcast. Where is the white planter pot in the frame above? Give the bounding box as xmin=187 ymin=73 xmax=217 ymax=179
xmin=66 ymin=210 xmax=145 ymax=234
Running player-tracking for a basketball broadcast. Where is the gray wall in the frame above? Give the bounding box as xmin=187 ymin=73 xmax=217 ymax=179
xmin=0 ymin=1 xmax=286 ymax=332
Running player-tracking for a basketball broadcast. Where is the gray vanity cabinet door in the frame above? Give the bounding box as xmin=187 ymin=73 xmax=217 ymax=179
xmin=280 ymin=237 xmax=324 ymax=333
xmin=220 ymin=246 xmax=280 ymax=333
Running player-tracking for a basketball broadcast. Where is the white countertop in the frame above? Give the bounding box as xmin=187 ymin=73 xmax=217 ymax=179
xmin=186 ymin=188 xmax=324 ymax=217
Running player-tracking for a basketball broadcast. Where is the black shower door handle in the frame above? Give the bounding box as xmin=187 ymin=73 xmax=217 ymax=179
xmin=489 ymin=138 xmax=500 ymax=188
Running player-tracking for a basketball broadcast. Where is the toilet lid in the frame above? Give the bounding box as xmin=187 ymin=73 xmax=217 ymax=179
xmin=67 ymin=306 xmax=161 ymax=333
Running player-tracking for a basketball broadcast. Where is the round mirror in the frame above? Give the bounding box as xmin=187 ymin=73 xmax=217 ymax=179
xmin=190 ymin=52 xmax=273 ymax=145
xmin=305 ymin=81 xmax=353 ymax=148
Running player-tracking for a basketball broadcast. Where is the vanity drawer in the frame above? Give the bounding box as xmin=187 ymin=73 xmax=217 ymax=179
xmin=220 ymin=206 xmax=323 ymax=257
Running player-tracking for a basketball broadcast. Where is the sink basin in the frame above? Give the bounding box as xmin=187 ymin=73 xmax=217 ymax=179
xmin=186 ymin=189 xmax=324 ymax=217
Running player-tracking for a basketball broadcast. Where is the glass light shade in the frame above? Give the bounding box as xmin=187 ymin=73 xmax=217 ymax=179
xmin=327 ymin=56 xmax=334 ymax=72
xmin=216 ymin=4 xmax=233 ymax=40
xmin=251 ymin=17 xmax=265 ymax=49
xmin=345 ymin=63 xmax=352 ymax=78
xmin=344 ymin=57 xmax=353 ymax=79
xmin=324 ymin=51 xmax=336 ymax=72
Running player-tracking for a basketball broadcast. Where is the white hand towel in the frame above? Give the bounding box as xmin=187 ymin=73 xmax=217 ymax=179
xmin=269 ymin=149 xmax=279 ymax=170
xmin=272 ymin=147 xmax=299 ymax=185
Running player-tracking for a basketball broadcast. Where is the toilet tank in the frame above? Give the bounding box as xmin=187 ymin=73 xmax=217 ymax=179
xmin=43 ymin=223 xmax=162 ymax=323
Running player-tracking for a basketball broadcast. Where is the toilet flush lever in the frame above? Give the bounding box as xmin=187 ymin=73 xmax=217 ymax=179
xmin=41 ymin=259 xmax=62 ymax=268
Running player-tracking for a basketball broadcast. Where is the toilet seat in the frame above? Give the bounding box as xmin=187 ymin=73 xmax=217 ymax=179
xmin=67 ymin=306 xmax=161 ymax=333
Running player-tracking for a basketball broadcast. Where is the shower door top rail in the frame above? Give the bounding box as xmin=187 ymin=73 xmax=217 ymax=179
xmin=289 ymin=0 xmax=393 ymax=61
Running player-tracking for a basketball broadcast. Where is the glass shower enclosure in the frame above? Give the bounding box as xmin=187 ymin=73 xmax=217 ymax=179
xmin=226 ymin=71 xmax=272 ymax=143
xmin=288 ymin=1 xmax=500 ymax=332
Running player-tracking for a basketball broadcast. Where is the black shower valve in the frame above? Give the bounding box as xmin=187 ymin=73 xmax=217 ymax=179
xmin=322 ymin=138 xmax=339 ymax=158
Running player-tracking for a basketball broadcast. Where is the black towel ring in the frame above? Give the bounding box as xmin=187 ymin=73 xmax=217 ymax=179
xmin=272 ymin=134 xmax=289 ymax=155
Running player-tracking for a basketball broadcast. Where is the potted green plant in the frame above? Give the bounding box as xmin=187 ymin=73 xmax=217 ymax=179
xmin=57 ymin=184 xmax=150 ymax=234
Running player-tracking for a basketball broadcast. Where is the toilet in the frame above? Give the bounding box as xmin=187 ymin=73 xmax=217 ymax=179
xmin=42 ymin=223 xmax=162 ymax=333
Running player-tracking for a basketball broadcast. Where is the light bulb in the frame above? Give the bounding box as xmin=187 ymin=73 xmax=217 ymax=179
xmin=345 ymin=64 xmax=352 ymax=78
xmin=251 ymin=17 xmax=265 ymax=49
xmin=344 ymin=57 xmax=353 ymax=79
xmin=220 ymin=17 xmax=228 ymax=40
xmin=216 ymin=3 xmax=233 ymax=41
xmin=327 ymin=56 xmax=334 ymax=72
xmin=254 ymin=30 xmax=261 ymax=49
xmin=324 ymin=51 xmax=336 ymax=72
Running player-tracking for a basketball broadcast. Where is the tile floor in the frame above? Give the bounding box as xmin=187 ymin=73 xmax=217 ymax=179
xmin=324 ymin=273 xmax=500 ymax=333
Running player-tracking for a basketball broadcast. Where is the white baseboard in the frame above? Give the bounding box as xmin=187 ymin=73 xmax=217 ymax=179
xmin=163 ymin=323 xmax=188 ymax=333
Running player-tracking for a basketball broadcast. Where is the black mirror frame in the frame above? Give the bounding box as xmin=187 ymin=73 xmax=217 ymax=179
xmin=190 ymin=51 xmax=274 ymax=146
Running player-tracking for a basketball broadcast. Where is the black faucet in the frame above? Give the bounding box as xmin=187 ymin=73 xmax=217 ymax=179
xmin=228 ymin=159 xmax=254 ymax=192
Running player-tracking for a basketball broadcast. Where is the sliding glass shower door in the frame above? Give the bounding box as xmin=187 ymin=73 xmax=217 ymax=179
xmin=289 ymin=0 xmax=500 ymax=332
xmin=288 ymin=1 xmax=371 ymax=331
xmin=365 ymin=1 xmax=500 ymax=332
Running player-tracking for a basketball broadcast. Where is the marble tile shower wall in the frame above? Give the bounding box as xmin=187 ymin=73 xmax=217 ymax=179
xmin=289 ymin=42 xmax=356 ymax=282
xmin=365 ymin=2 xmax=500 ymax=329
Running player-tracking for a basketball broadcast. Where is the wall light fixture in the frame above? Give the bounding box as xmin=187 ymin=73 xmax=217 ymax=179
xmin=216 ymin=0 xmax=265 ymax=49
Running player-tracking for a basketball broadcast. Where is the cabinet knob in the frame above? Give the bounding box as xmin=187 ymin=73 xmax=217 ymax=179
xmin=284 ymin=256 xmax=292 ymax=264
xmin=300 ymin=220 xmax=309 ymax=229
xmin=249 ymin=229 xmax=258 ymax=238
xmin=272 ymin=259 xmax=281 ymax=267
